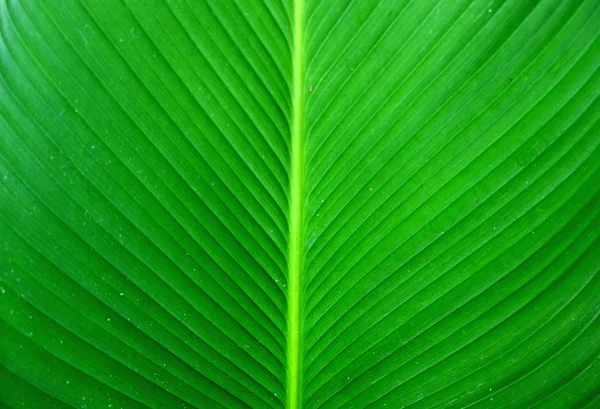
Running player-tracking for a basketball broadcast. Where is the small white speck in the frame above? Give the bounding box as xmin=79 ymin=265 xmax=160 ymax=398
xmin=107 ymin=318 xmax=111 ymax=321
xmin=488 ymin=9 xmax=492 ymax=13
xmin=119 ymin=292 xmax=124 ymax=296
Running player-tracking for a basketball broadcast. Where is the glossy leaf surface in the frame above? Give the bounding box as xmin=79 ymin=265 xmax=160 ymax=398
xmin=1 ymin=1 xmax=599 ymax=408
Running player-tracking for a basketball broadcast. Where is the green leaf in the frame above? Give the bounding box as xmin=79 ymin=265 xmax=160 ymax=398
xmin=1 ymin=0 xmax=599 ymax=408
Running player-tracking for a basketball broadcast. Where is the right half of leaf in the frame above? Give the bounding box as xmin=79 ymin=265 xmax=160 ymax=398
xmin=302 ymin=0 xmax=600 ymax=408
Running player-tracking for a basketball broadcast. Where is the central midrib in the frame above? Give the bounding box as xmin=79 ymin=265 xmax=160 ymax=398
xmin=287 ymin=0 xmax=306 ymax=407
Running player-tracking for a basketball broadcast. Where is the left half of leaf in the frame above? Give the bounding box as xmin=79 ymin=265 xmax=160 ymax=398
xmin=0 ymin=1 xmax=293 ymax=408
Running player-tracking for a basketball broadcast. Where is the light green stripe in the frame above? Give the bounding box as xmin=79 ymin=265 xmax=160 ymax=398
xmin=287 ymin=0 xmax=306 ymax=408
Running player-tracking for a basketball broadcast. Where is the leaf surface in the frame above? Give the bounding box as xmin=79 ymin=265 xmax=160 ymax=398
xmin=1 ymin=0 xmax=599 ymax=408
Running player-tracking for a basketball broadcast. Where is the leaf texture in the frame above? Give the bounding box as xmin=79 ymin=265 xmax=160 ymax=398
xmin=1 ymin=0 xmax=599 ymax=408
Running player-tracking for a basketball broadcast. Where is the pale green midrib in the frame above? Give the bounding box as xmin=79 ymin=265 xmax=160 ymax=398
xmin=287 ymin=0 xmax=305 ymax=408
